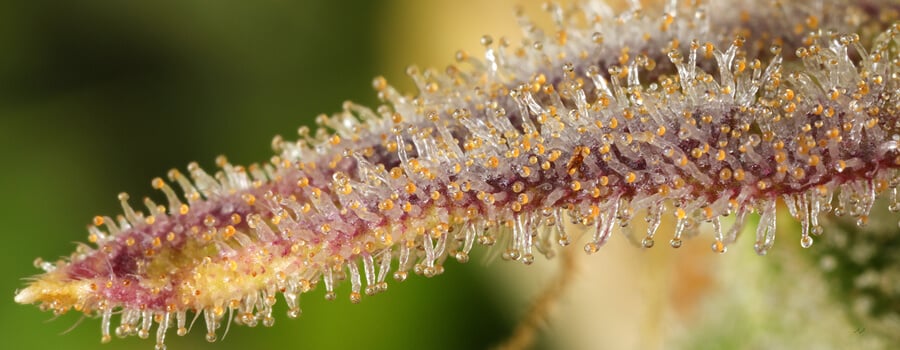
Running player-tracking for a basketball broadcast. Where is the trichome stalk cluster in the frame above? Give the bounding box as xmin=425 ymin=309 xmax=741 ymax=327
xmin=14 ymin=1 xmax=900 ymax=349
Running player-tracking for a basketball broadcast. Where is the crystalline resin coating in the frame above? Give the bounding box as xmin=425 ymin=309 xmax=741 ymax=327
xmin=15 ymin=1 xmax=900 ymax=348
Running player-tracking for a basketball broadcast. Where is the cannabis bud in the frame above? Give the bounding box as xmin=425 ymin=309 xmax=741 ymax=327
xmin=15 ymin=1 xmax=900 ymax=349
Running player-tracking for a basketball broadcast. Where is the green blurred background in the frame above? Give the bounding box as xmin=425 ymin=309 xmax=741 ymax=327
xmin=0 ymin=1 xmax=515 ymax=349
